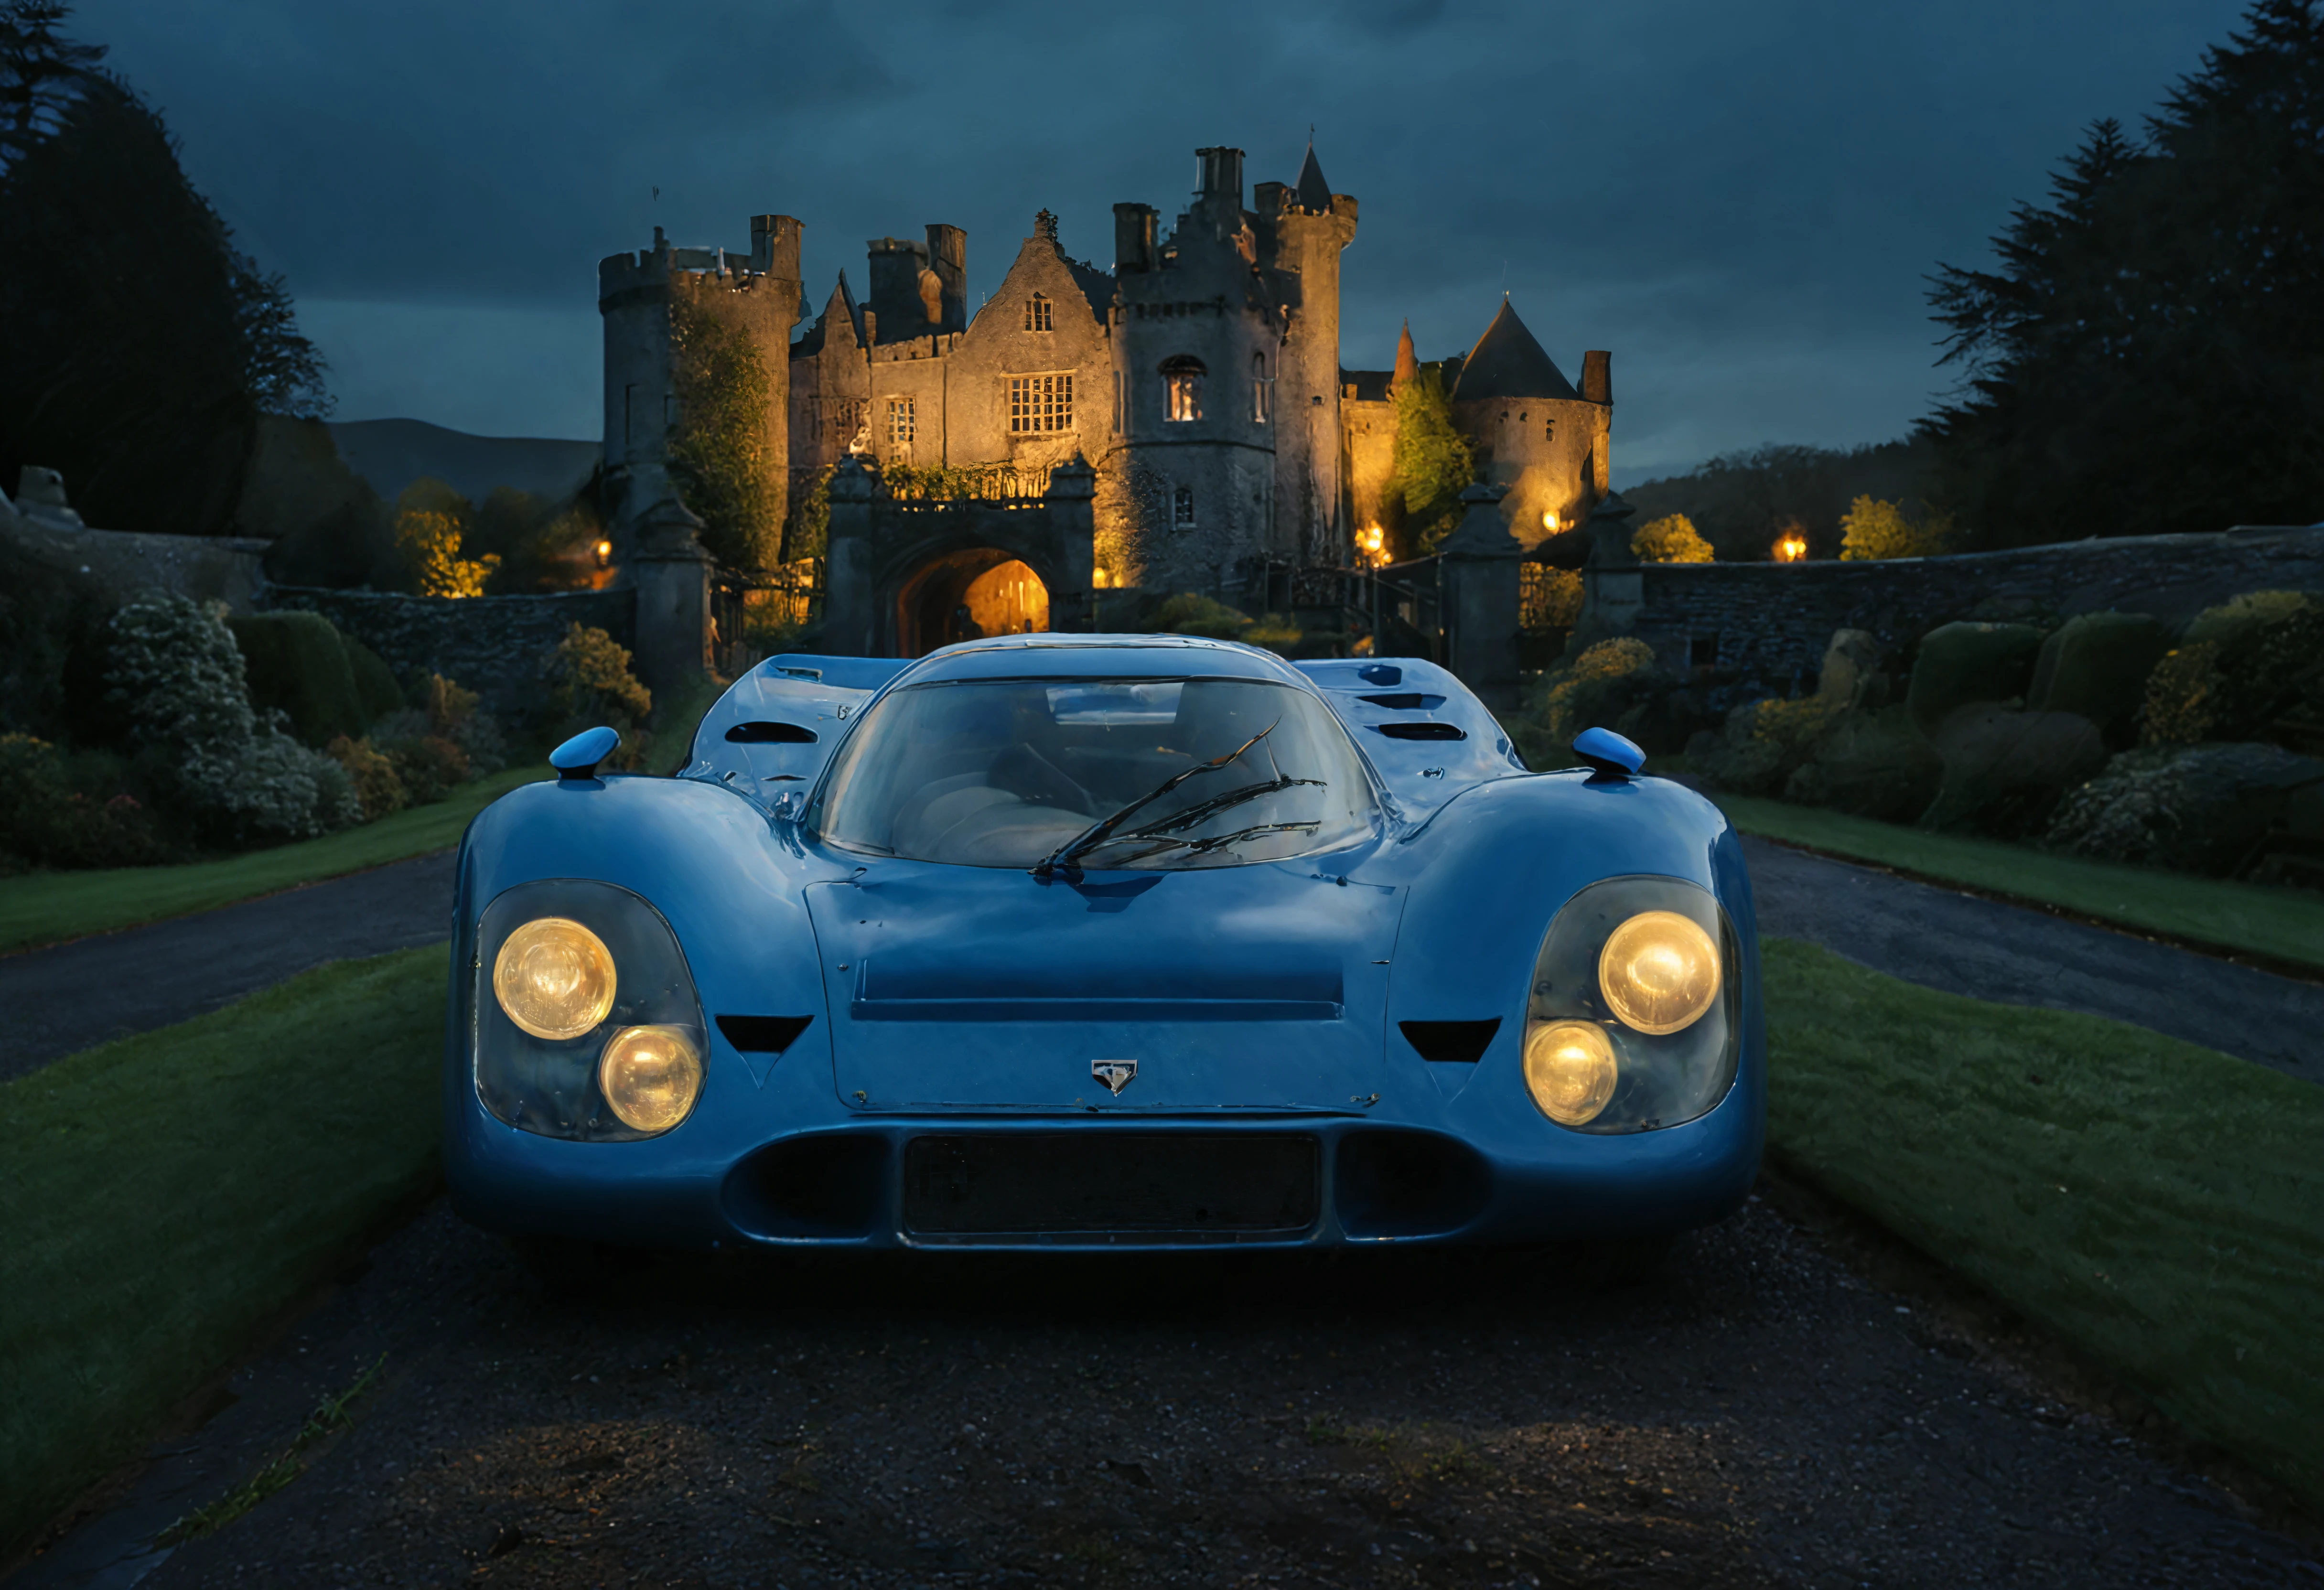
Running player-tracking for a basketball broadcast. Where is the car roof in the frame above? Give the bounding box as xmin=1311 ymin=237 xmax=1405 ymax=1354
xmin=895 ymin=634 xmax=1311 ymax=686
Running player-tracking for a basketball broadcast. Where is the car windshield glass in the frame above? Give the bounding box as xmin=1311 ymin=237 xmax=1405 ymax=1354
xmin=810 ymin=677 xmax=1377 ymax=870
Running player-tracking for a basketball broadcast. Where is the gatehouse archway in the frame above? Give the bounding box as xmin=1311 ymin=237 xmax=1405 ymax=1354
xmin=895 ymin=549 xmax=1051 ymax=655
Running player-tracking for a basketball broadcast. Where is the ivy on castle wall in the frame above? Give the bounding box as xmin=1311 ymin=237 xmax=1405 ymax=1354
xmin=668 ymin=294 xmax=779 ymax=570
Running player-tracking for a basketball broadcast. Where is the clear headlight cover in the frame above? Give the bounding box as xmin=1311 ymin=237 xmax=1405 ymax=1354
xmin=472 ymin=880 xmax=705 ymax=1141
xmin=1523 ymin=876 xmax=1740 ymax=1134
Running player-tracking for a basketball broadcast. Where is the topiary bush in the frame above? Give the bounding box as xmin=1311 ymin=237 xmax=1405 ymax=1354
xmin=228 ymin=611 xmax=366 ymax=747
xmin=2025 ymin=612 xmax=2173 ymax=749
xmin=2046 ymin=742 xmax=2324 ymax=877
xmin=1919 ymin=706 xmax=2108 ymax=838
xmin=103 ymin=591 xmax=359 ymax=846
xmin=1781 ymin=706 xmax=1943 ymax=823
xmin=2138 ymin=591 xmax=2324 ymax=750
xmin=1532 ymin=637 xmax=1668 ymax=748
xmin=342 ymin=636 xmax=405 ymax=722
xmin=1152 ymin=592 xmax=1251 ymax=641
xmin=1904 ymin=621 xmax=2047 ymax=739
xmin=544 ymin=623 xmax=651 ymax=766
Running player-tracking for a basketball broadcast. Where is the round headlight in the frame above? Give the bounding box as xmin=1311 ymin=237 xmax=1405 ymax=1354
xmin=1523 ymin=1019 xmax=1618 ymax=1126
xmin=598 ymin=1024 xmax=703 ymax=1132
xmin=493 ymin=917 xmax=617 ymax=1040
xmin=1598 ymin=910 xmax=1721 ymax=1035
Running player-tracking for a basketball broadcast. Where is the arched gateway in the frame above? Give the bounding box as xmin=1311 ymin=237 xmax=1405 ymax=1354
xmin=820 ymin=455 xmax=1094 ymax=658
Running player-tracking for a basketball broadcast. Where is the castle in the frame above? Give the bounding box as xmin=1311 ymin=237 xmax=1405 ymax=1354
xmin=598 ymin=142 xmax=1612 ymax=654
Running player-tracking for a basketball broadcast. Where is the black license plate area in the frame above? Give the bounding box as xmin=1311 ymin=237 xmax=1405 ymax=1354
xmin=902 ymin=1133 xmax=1320 ymax=1237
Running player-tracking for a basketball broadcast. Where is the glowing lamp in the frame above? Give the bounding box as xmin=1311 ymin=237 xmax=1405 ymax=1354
xmin=598 ymin=1025 xmax=703 ymax=1132
xmin=493 ymin=917 xmax=616 ymax=1040
xmin=1523 ymin=1020 xmax=1618 ymax=1125
xmin=1598 ymin=910 xmax=1722 ymax=1035
xmin=1774 ymin=532 xmax=1808 ymax=563
xmin=594 ymin=538 xmax=613 ymax=569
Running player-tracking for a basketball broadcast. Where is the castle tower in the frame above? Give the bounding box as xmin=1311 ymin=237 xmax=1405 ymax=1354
xmin=598 ymin=217 xmax=805 ymax=561
xmin=1106 ymin=146 xmax=1297 ymax=593
xmin=1448 ymin=297 xmax=1608 ymax=548
xmin=1254 ymin=143 xmax=1359 ymax=565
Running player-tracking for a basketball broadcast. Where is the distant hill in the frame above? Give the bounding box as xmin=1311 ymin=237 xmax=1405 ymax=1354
xmin=1623 ymin=436 xmax=1939 ymax=561
xmin=325 ymin=418 xmax=599 ymax=508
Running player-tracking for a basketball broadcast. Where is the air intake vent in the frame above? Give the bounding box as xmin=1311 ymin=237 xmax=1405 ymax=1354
xmin=1358 ymin=692 xmax=1446 ymax=710
xmin=716 ymin=1014 xmax=815 ymax=1053
xmin=726 ymin=720 xmax=818 ymax=743
xmin=1373 ymin=721 xmax=1467 ymax=741
xmin=1399 ymin=1018 xmax=1500 ymax=1064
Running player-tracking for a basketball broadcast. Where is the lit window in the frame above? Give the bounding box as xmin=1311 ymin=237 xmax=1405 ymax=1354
xmin=1008 ymin=373 xmax=1074 ymax=433
xmin=1173 ymin=486 xmax=1195 ymax=527
xmin=888 ymin=397 xmax=915 ymax=444
xmin=1025 ymin=295 xmax=1053 ymax=332
xmin=1162 ymin=355 xmax=1205 ymax=422
xmin=1251 ymin=352 xmax=1271 ymax=423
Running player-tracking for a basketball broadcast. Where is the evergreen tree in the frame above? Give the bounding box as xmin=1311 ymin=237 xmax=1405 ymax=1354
xmin=0 ymin=5 xmax=328 ymax=536
xmin=1924 ymin=1 xmax=2324 ymax=543
xmin=0 ymin=0 xmax=102 ymax=172
xmin=1388 ymin=370 xmax=1474 ymax=555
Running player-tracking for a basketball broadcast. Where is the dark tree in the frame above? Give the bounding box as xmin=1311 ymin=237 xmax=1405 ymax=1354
xmin=0 ymin=4 xmax=328 ymax=536
xmin=0 ymin=0 xmax=103 ymax=171
xmin=1922 ymin=0 xmax=2324 ymax=545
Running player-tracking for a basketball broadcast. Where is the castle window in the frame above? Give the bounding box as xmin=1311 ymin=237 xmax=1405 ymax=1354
xmin=887 ymin=396 xmax=915 ymax=445
xmin=1173 ymin=486 xmax=1195 ymax=528
xmin=1025 ymin=294 xmax=1053 ymax=333
xmin=1008 ymin=373 xmax=1074 ymax=433
xmin=1251 ymin=352 xmax=1271 ymax=423
xmin=1161 ymin=355 xmax=1205 ymax=422
xmin=1545 ymin=416 xmax=1556 ymax=441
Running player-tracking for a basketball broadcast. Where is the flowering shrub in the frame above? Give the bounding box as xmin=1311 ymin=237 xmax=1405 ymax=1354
xmin=421 ymin=672 xmax=506 ymax=776
xmin=326 ymin=735 xmax=407 ymax=821
xmin=546 ymin=623 xmax=651 ymax=727
xmin=0 ymin=734 xmax=167 ymax=870
xmin=102 ymin=591 xmax=358 ymax=845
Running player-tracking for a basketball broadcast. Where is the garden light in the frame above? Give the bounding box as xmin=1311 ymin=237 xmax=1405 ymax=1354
xmin=598 ymin=1025 xmax=702 ymax=1132
xmin=1523 ymin=1020 xmax=1618 ymax=1125
xmin=493 ymin=917 xmax=617 ymax=1040
xmin=1598 ymin=910 xmax=1721 ymax=1035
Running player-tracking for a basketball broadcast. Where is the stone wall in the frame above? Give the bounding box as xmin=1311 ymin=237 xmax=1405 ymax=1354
xmin=261 ymin=585 xmax=636 ymax=724
xmin=1 ymin=494 xmax=269 ymax=612
xmin=1590 ymin=524 xmax=2324 ymax=684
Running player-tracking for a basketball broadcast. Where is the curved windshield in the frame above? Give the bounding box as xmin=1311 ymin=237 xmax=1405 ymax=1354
xmin=811 ymin=677 xmax=1378 ymax=870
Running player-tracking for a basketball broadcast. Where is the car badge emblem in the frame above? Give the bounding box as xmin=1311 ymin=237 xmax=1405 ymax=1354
xmin=1091 ymin=1059 xmax=1137 ymax=1096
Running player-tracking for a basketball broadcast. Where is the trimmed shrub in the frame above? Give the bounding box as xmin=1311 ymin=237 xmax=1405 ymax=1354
xmin=102 ymin=591 xmax=359 ymax=846
xmin=2139 ymin=591 xmax=2324 ymax=750
xmin=544 ymin=623 xmax=651 ymax=766
xmin=325 ymin=735 xmax=406 ymax=821
xmin=419 ymin=673 xmax=506 ymax=778
xmin=227 ymin=612 xmax=366 ymax=747
xmin=1152 ymin=592 xmax=1251 ymax=640
xmin=0 ymin=734 xmax=168 ymax=870
xmin=2026 ymin=612 xmax=2173 ymax=749
xmin=1536 ymin=638 xmax=1657 ymax=745
xmin=342 ymin=637 xmax=405 ymax=721
xmin=1630 ymin=514 xmax=1714 ymax=564
xmin=1905 ymin=621 xmax=2046 ymax=739
xmin=1921 ymin=706 xmax=2108 ymax=838
xmin=2047 ymin=742 xmax=2324 ymax=877
xmin=1782 ymin=706 xmax=1943 ymax=823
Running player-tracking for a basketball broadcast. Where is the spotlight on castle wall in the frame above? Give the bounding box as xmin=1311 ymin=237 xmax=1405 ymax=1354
xmin=1355 ymin=524 xmax=1386 ymax=569
xmin=595 ymin=539 xmax=613 ymax=569
xmin=1773 ymin=532 xmax=1808 ymax=563
xmin=1543 ymin=510 xmax=1563 ymax=533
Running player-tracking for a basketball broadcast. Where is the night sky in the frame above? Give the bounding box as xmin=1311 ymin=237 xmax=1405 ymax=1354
xmin=76 ymin=0 xmax=2246 ymax=483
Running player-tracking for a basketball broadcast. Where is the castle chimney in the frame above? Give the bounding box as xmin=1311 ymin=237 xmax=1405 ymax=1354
xmin=864 ymin=236 xmax=929 ymax=345
xmin=924 ymin=223 xmax=967 ymax=332
xmin=749 ymin=215 xmax=803 ymax=283
xmin=1195 ymin=146 xmax=1244 ymax=203
xmin=1582 ymin=350 xmax=1613 ymax=406
xmin=1113 ymin=203 xmax=1157 ymax=272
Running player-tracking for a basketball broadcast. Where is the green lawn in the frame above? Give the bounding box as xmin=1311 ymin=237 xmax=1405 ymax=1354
xmin=1762 ymin=935 xmax=2324 ymax=1509
xmin=0 ymin=945 xmax=447 ymax=1557
xmin=0 ymin=765 xmax=545 ymax=955
xmin=1715 ymin=791 xmax=2324 ymax=974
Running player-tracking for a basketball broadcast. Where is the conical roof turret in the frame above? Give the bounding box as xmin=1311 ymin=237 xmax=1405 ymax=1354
xmin=1390 ymin=319 xmax=1419 ymax=390
xmin=1452 ymin=297 xmax=1578 ymax=402
xmin=1294 ymin=142 xmax=1333 ymax=212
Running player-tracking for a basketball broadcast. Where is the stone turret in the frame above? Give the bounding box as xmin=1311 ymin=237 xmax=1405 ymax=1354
xmin=1450 ymin=297 xmax=1606 ymax=548
xmin=1259 ymin=143 xmax=1358 ymax=565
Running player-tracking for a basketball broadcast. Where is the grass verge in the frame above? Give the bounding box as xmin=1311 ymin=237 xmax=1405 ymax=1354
xmin=0 ymin=946 xmax=448 ymax=1556
xmin=1714 ymin=791 xmax=2324 ymax=975
xmin=1762 ymin=935 xmax=2324 ymax=1508
xmin=0 ymin=765 xmax=544 ymax=955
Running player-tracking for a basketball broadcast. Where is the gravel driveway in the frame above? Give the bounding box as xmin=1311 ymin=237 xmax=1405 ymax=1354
xmin=22 ymin=1195 xmax=2313 ymax=1590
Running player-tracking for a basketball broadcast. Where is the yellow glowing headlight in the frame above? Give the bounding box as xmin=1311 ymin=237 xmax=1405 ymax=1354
xmin=492 ymin=917 xmax=617 ymax=1040
xmin=1523 ymin=1019 xmax=1618 ymax=1126
xmin=598 ymin=1025 xmax=703 ymax=1132
xmin=1598 ymin=910 xmax=1721 ymax=1035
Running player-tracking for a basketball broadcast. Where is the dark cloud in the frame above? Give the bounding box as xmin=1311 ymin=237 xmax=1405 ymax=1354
xmin=76 ymin=0 xmax=2246 ymax=473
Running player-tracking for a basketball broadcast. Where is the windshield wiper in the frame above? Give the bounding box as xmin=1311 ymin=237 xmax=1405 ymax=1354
xmin=1096 ymin=818 xmax=1325 ymax=865
xmin=1029 ymin=722 xmax=1279 ymax=881
xmin=1096 ymin=771 xmax=1323 ymax=848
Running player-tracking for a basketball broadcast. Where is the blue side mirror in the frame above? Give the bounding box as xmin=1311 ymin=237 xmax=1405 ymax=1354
xmin=550 ymin=725 xmax=623 ymax=781
xmin=1572 ymin=726 xmax=1645 ymax=783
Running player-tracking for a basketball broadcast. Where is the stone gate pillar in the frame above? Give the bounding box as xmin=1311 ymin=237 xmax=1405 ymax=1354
xmin=624 ymin=494 xmax=716 ymax=698
xmin=822 ymin=456 xmax=879 ymax=656
xmin=1439 ymin=482 xmax=1521 ymax=710
xmin=1576 ymin=489 xmax=1641 ymax=645
xmin=1043 ymin=456 xmax=1097 ymax=633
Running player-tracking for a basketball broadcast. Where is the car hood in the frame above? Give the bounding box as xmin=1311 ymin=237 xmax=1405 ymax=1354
xmin=805 ymin=853 xmax=1403 ymax=1112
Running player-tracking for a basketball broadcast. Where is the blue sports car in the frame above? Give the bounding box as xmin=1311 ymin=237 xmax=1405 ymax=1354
xmin=445 ymin=636 xmax=1764 ymax=1257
